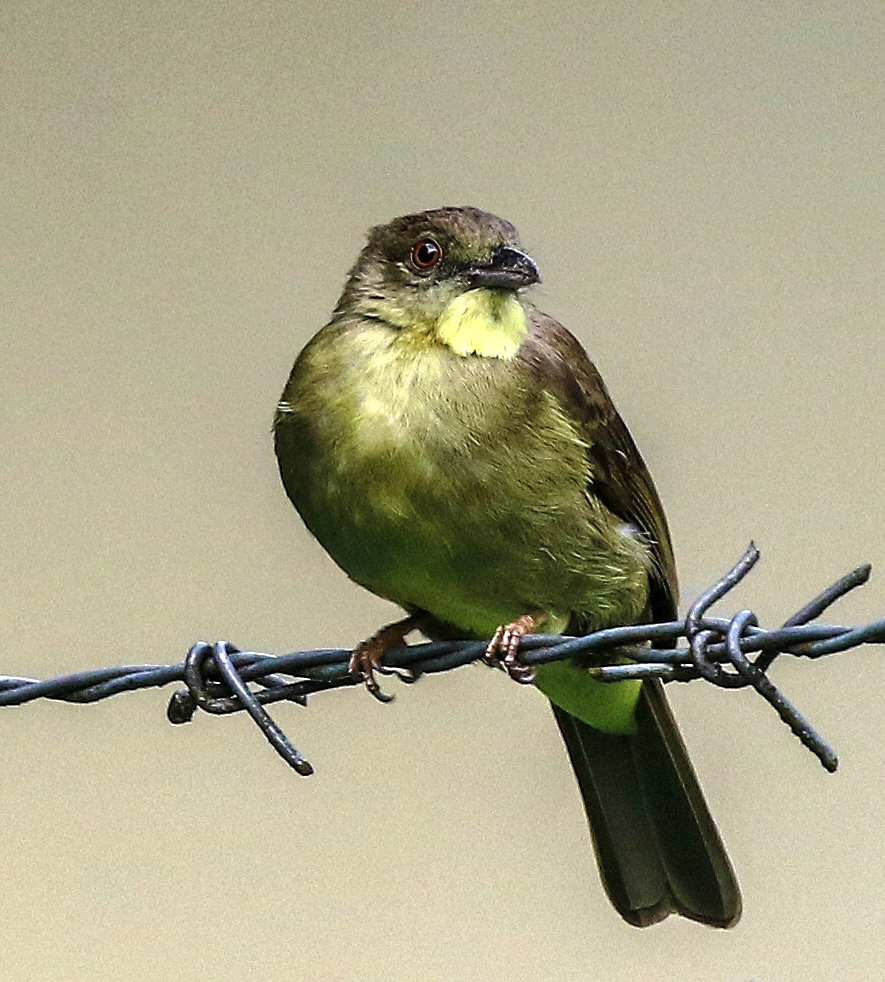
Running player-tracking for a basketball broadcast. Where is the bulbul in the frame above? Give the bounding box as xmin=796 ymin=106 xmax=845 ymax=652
xmin=274 ymin=206 xmax=741 ymax=927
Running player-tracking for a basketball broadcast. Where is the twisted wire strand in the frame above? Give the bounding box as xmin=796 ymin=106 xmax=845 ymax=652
xmin=2 ymin=544 xmax=883 ymax=776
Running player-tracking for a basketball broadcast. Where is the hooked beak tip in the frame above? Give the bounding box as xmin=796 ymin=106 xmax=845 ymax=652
xmin=468 ymin=247 xmax=541 ymax=290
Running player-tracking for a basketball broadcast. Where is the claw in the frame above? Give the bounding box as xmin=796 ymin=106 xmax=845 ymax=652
xmin=349 ymin=614 xmax=426 ymax=702
xmin=484 ymin=613 xmax=543 ymax=684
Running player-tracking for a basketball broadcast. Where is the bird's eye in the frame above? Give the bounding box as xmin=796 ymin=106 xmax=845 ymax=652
xmin=410 ymin=238 xmax=442 ymax=271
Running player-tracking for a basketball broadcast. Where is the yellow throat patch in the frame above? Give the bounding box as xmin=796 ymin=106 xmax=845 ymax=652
xmin=434 ymin=288 xmax=528 ymax=360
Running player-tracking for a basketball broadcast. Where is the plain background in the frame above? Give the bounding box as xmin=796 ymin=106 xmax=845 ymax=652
xmin=3 ymin=2 xmax=884 ymax=979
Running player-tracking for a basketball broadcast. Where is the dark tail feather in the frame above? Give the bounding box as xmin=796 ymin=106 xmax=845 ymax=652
xmin=552 ymin=678 xmax=741 ymax=928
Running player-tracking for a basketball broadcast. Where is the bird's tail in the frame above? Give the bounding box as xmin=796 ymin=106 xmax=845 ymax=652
xmin=552 ymin=678 xmax=741 ymax=928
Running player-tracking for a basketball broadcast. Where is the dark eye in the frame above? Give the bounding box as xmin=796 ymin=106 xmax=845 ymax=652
xmin=410 ymin=238 xmax=442 ymax=270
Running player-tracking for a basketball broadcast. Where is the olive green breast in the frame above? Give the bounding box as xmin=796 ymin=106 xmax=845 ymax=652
xmin=274 ymin=316 xmax=650 ymax=639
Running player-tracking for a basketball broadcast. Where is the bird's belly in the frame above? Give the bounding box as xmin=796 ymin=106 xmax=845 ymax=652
xmin=291 ymin=384 xmax=650 ymax=638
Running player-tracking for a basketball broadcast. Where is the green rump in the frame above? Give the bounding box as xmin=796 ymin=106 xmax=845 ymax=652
xmin=533 ymin=662 xmax=641 ymax=735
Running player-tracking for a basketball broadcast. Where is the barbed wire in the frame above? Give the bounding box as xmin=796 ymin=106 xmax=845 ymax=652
xmin=2 ymin=544 xmax=883 ymax=776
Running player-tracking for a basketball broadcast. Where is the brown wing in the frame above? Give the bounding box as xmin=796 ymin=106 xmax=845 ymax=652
xmin=517 ymin=307 xmax=678 ymax=622
xmin=520 ymin=310 xmax=742 ymax=928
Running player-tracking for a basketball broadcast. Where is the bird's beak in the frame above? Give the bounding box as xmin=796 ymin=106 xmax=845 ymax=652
xmin=467 ymin=246 xmax=541 ymax=290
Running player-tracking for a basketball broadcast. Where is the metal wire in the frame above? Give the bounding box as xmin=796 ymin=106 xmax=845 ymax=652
xmin=2 ymin=544 xmax=883 ymax=776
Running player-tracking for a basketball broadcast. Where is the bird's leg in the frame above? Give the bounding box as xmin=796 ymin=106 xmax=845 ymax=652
xmin=484 ymin=612 xmax=544 ymax=685
xmin=349 ymin=613 xmax=429 ymax=703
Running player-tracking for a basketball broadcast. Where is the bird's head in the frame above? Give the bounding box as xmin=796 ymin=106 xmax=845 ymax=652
xmin=336 ymin=206 xmax=541 ymax=359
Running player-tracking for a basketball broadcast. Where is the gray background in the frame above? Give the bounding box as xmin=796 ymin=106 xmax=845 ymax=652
xmin=3 ymin=2 xmax=884 ymax=979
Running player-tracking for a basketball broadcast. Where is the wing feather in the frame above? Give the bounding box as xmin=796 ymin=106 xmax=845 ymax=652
xmin=517 ymin=308 xmax=678 ymax=621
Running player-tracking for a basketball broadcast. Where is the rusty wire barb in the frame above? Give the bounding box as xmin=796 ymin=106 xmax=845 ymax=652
xmin=2 ymin=544 xmax=883 ymax=776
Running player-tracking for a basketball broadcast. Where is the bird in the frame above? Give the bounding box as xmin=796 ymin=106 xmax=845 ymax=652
xmin=273 ymin=206 xmax=741 ymax=928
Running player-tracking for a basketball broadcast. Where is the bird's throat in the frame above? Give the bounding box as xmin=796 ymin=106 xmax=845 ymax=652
xmin=434 ymin=288 xmax=528 ymax=360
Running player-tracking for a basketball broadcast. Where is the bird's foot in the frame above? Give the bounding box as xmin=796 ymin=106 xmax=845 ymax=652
xmin=349 ymin=614 xmax=425 ymax=703
xmin=484 ymin=613 xmax=543 ymax=685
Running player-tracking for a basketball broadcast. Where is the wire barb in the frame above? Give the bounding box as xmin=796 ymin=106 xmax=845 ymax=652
xmin=1 ymin=544 xmax=883 ymax=776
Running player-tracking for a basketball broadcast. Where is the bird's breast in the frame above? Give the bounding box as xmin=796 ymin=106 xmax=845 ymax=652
xmin=276 ymin=321 xmax=649 ymax=636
